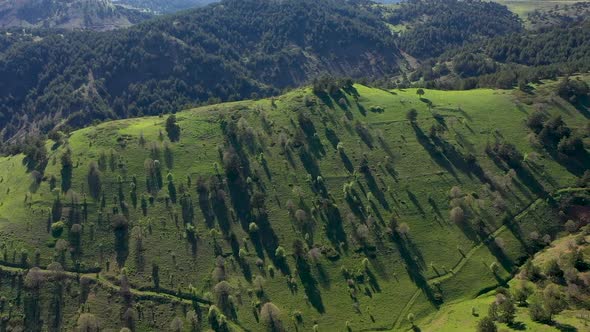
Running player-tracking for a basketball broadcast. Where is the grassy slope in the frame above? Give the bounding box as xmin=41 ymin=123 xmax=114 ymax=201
xmin=492 ymin=0 xmax=590 ymax=18
xmin=419 ymin=206 xmax=590 ymax=332
xmin=0 ymin=78 xmax=588 ymax=331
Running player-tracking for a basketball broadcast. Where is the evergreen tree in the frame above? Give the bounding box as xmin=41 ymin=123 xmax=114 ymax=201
xmin=166 ymin=115 xmax=181 ymax=142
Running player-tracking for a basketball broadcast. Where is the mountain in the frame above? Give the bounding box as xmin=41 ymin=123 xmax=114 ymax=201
xmin=0 ymin=0 xmax=152 ymax=30
xmin=113 ymin=0 xmax=218 ymax=13
xmin=0 ymin=0 xmax=401 ymax=140
xmin=0 ymin=74 xmax=588 ymax=331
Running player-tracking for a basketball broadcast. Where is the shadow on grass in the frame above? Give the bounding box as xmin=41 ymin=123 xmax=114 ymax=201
xmin=362 ymin=168 xmax=390 ymax=211
xmin=411 ymin=123 xmax=459 ymax=182
xmin=389 ymin=230 xmax=440 ymax=307
xmin=295 ymin=256 xmax=325 ymax=313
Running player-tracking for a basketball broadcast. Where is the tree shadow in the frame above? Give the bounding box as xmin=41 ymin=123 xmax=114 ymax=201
xmin=507 ymin=321 xmax=527 ymax=330
xmin=197 ymin=181 xmax=215 ymax=228
xmin=323 ymin=205 xmax=348 ymax=250
xmin=355 ymin=122 xmax=374 ymax=149
xmin=298 ymin=145 xmax=322 ymax=179
xmin=366 ymin=268 xmax=381 ymax=293
xmin=485 ymin=237 xmax=514 ymax=274
xmin=411 ymin=124 xmax=459 ymax=181
xmin=549 ymin=321 xmax=578 ymax=332
xmin=572 ymin=95 xmax=589 ymax=119
xmin=390 ymin=231 xmax=440 ymax=306
xmin=114 ymin=228 xmax=129 ymax=268
xmin=362 ymin=168 xmax=390 ymax=211
xmin=427 ymin=196 xmax=443 ymax=220
xmin=298 ymin=114 xmax=325 ymax=158
xmin=257 ymin=212 xmax=288 ymax=275
xmin=295 ymin=256 xmax=325 ymax=313
xmin=339 ymin=150 xmax=354 ymax=173
xmin=325 ymin=127 xmax=339 ymax=149
xmin=378 ymin=135 xmax=395 ymax=158
xmin=406 ymin=190 xmax=425 ymax=216
xmin=345 ymin=188 xmax=367 ymax=220
xmin=315 ymin=263 xmax=331 ymax=289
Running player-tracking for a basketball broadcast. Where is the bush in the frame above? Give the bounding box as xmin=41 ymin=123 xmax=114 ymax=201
xmin=476 ymin=316 xmax=497 ymax=332
xmin=51 ymin=221 xmax=65 ymax=238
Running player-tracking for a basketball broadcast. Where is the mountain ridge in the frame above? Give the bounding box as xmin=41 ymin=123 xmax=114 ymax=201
xmin=0 ymin=0 xmax=403 ymax=140
xmin=0 ymin=0 xmax=152 ymax=30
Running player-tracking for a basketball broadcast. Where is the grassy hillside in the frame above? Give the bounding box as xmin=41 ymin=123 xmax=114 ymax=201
xmin=420 ymin=207 xmax=590 ymax=332
xmin=492 ymin=0 xmax=590 ymax=18
xmin=0 ymin=77 xmax=588 ymax=331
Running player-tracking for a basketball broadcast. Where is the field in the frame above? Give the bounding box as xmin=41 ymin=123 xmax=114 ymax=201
xmin=0 ymin=76 xmax=588 ymax=331
xmin=492 ymin=0 xmax=590 ymax=17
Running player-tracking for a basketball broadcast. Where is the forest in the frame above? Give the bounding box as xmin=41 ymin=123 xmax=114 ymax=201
xmin=0 ymin=0 xmax=399 ymax=141
xmin=385 ymin=0 xmax=523 ymax=59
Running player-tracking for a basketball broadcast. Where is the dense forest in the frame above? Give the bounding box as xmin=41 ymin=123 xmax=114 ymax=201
xmin=0 ymin=0 xmax=400 ymax=141
xmin=385 ymin=0 xmax=523 ymax=59
xmin=114 ymin=0 xmax=217 ymax=13
xmin=408 ymin=20 xmax=590 ymax=90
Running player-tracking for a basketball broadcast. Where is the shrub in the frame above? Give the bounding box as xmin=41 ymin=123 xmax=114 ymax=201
xmin=476 ymin=316 xmax=497 ymax=332
xmin=51 ymin=221 xmax=65 ymax=238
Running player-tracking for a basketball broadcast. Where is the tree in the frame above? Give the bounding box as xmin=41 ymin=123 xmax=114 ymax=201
xmin=450 ymin=206 xmax=465 ymax=224
xmin=77 ymin=313 xmax=100 ymax=332
xmin=170 ymin=317 xmax=183 ymax=332
xmin=529 ymin=298 xmax=549 ymax=322
xmin=397 ymin=222 xmax=410 ymax=236
xmin=512 ymin=281 xmax=533 ymax=306
xmin=543 ymin=284 xmax=566 ymax=321
xmin=417 ymin=88 xmax=425 ymax=98
xmin=214 ymin=281 xmax=234 ymax=315
xmin=166 ymin=114 xmax=181 ymax=142
xmin=496 ymin=296 xmax=516 ymax=324
xmin=24 ymin=267 xmax=45 ymax=289
xmin=186 ymin=310 xmax=199 ymax=331
xmin=261 ymin=302 xmax=284 ymax=332
xmin=476 ymin=316 xmax=497 ymax=332
xmin=60 ymin=148 xmax=73 ymax=192
xmin=544 ymin=259 xmax=563 ymax=283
